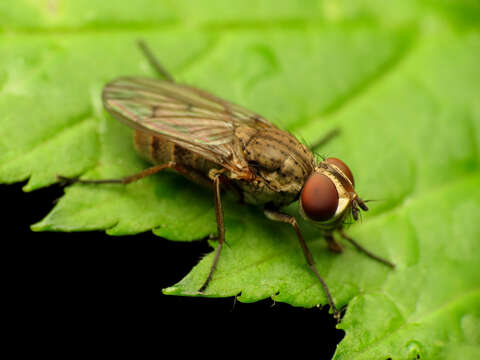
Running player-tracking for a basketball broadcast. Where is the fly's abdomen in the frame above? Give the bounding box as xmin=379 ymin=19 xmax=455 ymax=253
xmin=134 ymin=130 xmax=174 ymax=164
xmin=134 ymin=130 xmax=219 ymax=187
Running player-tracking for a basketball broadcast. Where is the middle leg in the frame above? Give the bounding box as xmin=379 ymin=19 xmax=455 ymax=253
xmin=198 ymin=173 xmax=226 ymax=293
xmin=339 ymin=230 xmax=395 ymax=268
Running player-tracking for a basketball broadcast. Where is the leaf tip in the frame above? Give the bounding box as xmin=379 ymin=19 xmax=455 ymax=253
xmin=162 ymin=286 xmax=181 ymax=295
xmin=30 ymin=222 xmax=47 ymax=232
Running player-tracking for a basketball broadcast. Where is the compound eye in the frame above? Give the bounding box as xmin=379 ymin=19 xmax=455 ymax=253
xmin=301 ymin=173 xmax=339 ymax=221
xmin=326 ymin=157 xmax=355 ymax=186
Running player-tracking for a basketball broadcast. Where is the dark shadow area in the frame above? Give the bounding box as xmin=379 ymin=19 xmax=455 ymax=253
xmin=3 ymin=182 xmax=344 ymax=356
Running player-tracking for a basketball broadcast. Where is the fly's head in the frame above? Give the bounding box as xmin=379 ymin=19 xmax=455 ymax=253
xmin=299 ymin=158 xmax=368 ymax=230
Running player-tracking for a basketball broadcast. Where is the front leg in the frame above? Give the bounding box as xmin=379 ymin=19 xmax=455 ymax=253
xmin=308 ymin=128 xmax=340 ymax=151
xmin=339 ymin=230 xmax=395 ymax=268
xmin=264 ymin=209 xmax=340 ymax=319
xmin=325 ymin=232 xmax=344 ymax=253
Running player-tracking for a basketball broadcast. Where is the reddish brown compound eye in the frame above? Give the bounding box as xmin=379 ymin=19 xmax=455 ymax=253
xmin=301 ymin=173 xmax=339 ymax=221
xmin=326 ymin=157 xmax=355 ymax=186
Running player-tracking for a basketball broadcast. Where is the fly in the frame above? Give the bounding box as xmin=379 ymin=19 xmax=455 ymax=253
xmin=58 ymin=40 xmax=394 ymax=319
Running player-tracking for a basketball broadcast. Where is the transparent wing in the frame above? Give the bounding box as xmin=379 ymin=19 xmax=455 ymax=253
xmin=102 ymin=77 xmax=274 ymax=178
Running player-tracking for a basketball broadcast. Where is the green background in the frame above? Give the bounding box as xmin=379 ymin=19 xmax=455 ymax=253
xmin=1 ymin=1 xmax=479 ymax=359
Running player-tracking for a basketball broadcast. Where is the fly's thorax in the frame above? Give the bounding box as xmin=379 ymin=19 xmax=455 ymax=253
xmin=235 ymin=125 xmax=315 ymax=198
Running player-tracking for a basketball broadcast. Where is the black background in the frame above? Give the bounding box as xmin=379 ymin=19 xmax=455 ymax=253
xmin=4 ymin=182 xmax=344 ymax=354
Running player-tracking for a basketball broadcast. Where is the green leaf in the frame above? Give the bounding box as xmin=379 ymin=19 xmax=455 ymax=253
xmin=1 ymin=1 xmax=479 ymax=359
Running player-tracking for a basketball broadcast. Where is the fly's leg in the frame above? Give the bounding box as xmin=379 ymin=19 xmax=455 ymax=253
xmin=57 ymin=163 xmax=178 ymax=186
xmin=137 ymin=40 xmax=175 ymax=83
xmin=339 ymin=230 xmax=395 ymax=268
xmin=325 ymin=232 xmax=344 ymax=253
xmin=264 ymin=209 xmax=340 ymax=319
xmin=56 ymin=161 xmax=202 ymax=186
xmin=309 ymin=128 xmax=341 ymax=151
xmin=199 ymin=173 xmax=226 ymax=293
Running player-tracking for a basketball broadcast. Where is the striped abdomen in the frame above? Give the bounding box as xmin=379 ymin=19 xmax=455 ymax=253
xmin=134 ymin=130 xmax=220 ymax=188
